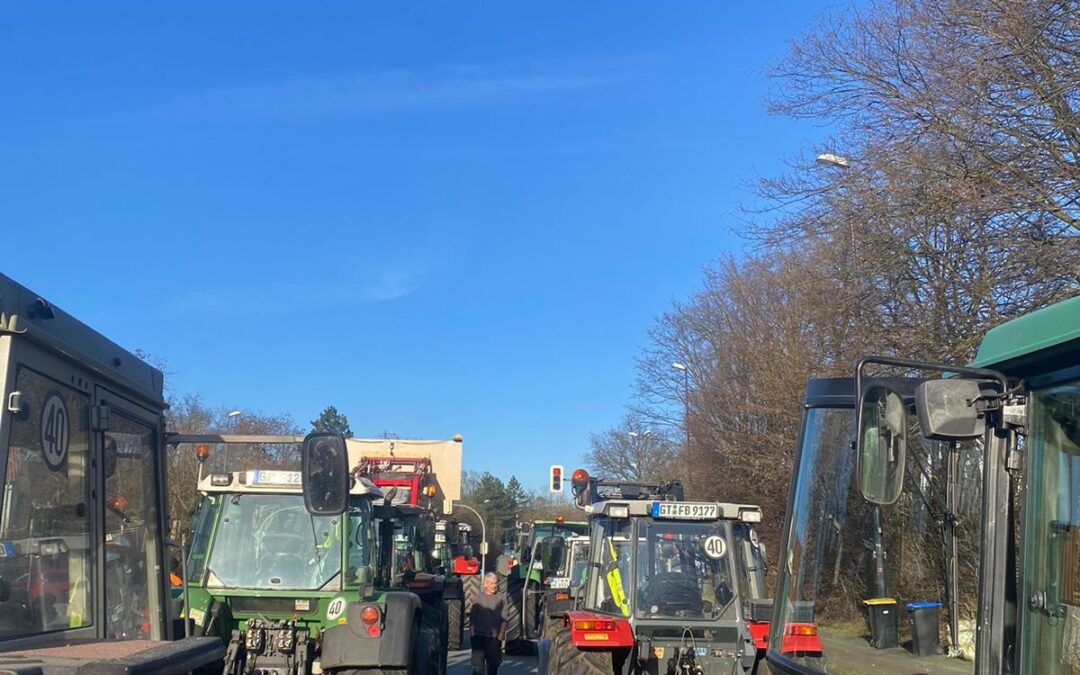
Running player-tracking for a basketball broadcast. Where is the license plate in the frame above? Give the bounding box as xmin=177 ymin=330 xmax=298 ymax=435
xmin=548 ymin=577 xmax=571 ymax=589
xmin=695 ymin=647 xmax=708 ymax=656
xmin=651 ymin=502 xmax=719 ymax=520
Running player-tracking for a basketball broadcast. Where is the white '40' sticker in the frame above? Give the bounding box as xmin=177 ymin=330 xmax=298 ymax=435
xmin=327 ymin=597 xmax=347 ymax=621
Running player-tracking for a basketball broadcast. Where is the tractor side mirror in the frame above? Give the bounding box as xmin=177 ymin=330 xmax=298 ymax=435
xmin=856 ymin=385 xmax=907 ymax=505
xmin=302 ymin=433 xmax=349 ymax=516
xmin=914 ymin=379 xmax=986 ymax=441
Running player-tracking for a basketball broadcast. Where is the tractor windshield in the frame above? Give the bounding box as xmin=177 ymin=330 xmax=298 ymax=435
xmin=206 ymin=494 xmax=341 ymax=590
xmin=635 ymin=521 xmax=737 ymax=621
xmin=771 ymin=404 xmax=981 ymax=673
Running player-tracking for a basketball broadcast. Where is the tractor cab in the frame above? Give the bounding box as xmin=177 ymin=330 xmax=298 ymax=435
xmin=540 ymin=469 xmax=781 ymax=675
xmin=769 ymin=296 xmax=1080 ymax=675
xmin=0 ymin=273 xmax=223 ymax=672
xmin=500 ymin=516 xmax=590 ymax=652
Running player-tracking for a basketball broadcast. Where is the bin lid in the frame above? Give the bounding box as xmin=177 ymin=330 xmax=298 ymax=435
xmin=905 ymin=601 xmax=942 ymax=610
xmin=863 ymin=598 xmax=897 ymax=606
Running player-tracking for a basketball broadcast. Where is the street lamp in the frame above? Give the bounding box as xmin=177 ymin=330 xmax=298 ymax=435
xmin=453 ymin=501 xmax=489 ymax=578
xmin=816 ymin=153 xmax=851 ymax=169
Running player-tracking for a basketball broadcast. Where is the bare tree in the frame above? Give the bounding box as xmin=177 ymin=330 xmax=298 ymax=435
xmin=622 ymin=0 xmax=1080 ymax=601
xmin=165 ymin=395 xmax=301 ymax=541
xmin=584 ymin=416 xmax=681 ymax=484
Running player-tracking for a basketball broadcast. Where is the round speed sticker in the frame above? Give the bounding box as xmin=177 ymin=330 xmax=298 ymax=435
xmin=702 ymin=535 xmax=727 ymax=560
xmin=326 ymin=597 xmax=347 ymax=621
xmin=40 ymin=394 xmax=70 ymax=471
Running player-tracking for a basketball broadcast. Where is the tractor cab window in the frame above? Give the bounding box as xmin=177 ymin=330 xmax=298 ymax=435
xmin=186 ymin=494 xmax=219 ymax=585
xmin=635 ymin=521 xmax=736 ymax=621
xmin=1020 ymin=380 xmax=1080 ymax=674
xmin=567 ymin=539 xmax=591 ymax=588
xmin=0 ymin=366 xmax=92 ymax=638
xmin=588 ymin=518 xmax=631 ymax=616
xmin=345 ymin=498 xmax=373 ymax=586
xmin=733 ymin=522 xmax=767 ymax=600
xmin=207 ymin=494 xmax=340 ymax=590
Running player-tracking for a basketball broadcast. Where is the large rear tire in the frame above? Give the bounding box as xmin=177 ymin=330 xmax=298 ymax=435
xmin=500 ymin=573 xmax=525 ymax=653
xmin=554 ymin=630 xmax=614 ymax=675
xmin=523 ymin=581 xmax=539 ymax=640
xmin=446 ymin=598 xmax=463 ymax=651
xmin=542 ymin=612 xmax=567 ymax=675
xmin=463 ymin=573 xmax=481 ymax=629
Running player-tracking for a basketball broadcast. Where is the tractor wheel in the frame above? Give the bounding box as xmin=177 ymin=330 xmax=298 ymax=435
xmin=412 ymin=629 xmax=430 ymax=675
xmin=555 ymin=629 xmax=615 ymax=675
xmin=463 ymin=574 xmax=481 ymax=628
xmin=446 ymin=598 xmax=463 ymax=651
xmin=501 ymin=574 xmax=524 ymax=653
xmin=542 ymin=612 xmax=567 ymax=674
xmin=418 ymin=600 xmax=448 ymax=675
xmin=523 ymin=581 xmax=539 ymax=641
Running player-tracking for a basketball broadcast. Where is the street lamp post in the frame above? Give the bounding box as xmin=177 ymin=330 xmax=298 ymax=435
xmin=225 ymin=410 xmax=241 ymax=470
xmin=671 ymin=363 xmax=690 ymax=484
xmin=671 ymin=363 xmax=690 ymax=449
xmin=453 ymin=501 xmax=489 ymax=578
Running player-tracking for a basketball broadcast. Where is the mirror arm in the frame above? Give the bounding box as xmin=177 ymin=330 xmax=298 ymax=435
xmin=855 ymin=356 xmax=1009 ymax=453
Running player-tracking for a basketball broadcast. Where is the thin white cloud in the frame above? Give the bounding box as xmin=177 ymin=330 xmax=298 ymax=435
xmin=159 ymin=67 xmax=626 ymax=120
xmin=158 ymin=270 xmax=420 ymax=319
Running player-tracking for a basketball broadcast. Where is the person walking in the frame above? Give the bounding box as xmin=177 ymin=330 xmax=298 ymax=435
xmin=469 ymin=572 xmax=507 ymax=675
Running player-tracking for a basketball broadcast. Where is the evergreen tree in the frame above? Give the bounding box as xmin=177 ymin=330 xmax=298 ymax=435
xmin=310 ymin=405 xmax=353 ymax=438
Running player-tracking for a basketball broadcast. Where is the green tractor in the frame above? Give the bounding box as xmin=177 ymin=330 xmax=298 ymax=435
xmin=174 ymin=435 xmax=451 ymax=675
xmin=497 ymin=518 xmax=589 ymax=654
xmin=767 ymin=293 xmax=1080 ymax=675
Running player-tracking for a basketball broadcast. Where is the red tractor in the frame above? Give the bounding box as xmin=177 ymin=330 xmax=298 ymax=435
xmin=539 ymin=469 xmax=822 ymax=675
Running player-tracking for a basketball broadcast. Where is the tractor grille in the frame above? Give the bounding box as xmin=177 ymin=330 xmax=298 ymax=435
xmin=229 ymin=596 xmax=321 ymax=616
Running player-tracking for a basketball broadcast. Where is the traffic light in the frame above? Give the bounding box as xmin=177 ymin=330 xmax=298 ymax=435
xmin=550 ymin=465 xmax=564 ymax=493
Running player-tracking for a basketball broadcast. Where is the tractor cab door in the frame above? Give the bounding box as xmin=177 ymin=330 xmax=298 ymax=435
xmin=1017 ymin=380 xmax=1080 ymax=674
xmin=0 ymin=339 xmax=167 ymax=646
xmin=95 ymin=385 xmax=167 ymax=641
xmin=0 ymin=346 xmax=97 ymax=645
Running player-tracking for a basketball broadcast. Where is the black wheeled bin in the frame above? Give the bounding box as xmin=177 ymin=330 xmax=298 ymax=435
xmin=905 ymin=601 xmax=942 ymax=656
xmin=863 ymin=598 xmax=898 ymax=649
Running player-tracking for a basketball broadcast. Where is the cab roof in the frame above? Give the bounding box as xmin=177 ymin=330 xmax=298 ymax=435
xmin=0 ymin=273 xmax=164 ymax=407
xmin=198 ymin=469 xmax=383 ymax=497
xmin=972 ymin=294 xmax=1080 ymax=380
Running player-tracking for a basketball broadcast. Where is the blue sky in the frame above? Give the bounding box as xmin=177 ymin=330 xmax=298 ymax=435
xmin=0 ymin=3 xmax=835 ymax=491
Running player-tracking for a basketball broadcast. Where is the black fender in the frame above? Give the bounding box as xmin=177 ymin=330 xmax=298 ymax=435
xmin=442 ymin=574 xmax=464 ymax=601
xmin=320 ymin=592 xmax=422 ymax=671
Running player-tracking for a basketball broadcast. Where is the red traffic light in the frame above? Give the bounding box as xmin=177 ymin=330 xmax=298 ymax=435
xmin=550 ymin=465 xmax=564 ymax=493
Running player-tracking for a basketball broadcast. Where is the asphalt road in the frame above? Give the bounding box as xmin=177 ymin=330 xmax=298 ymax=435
xmin=447 ymin=648 xmax=538 ymax=675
